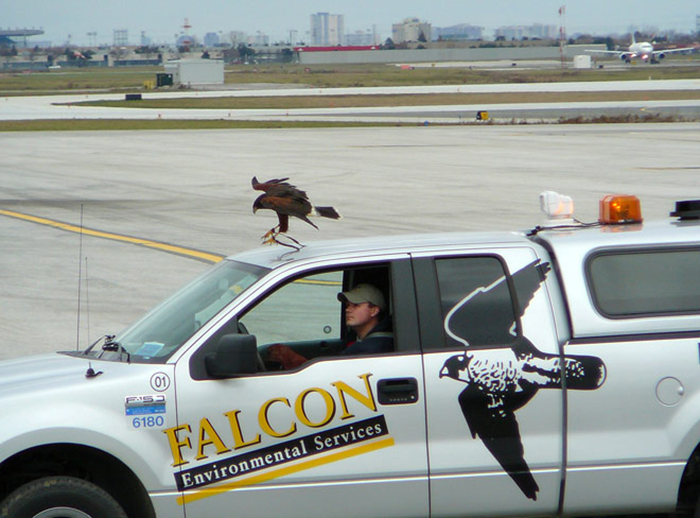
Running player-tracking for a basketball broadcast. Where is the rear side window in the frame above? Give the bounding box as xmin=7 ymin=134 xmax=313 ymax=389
xmin=435 ymin=257 xmax=516 ymax=348
xmin=588 ymin=248 xmax=700 ymax=317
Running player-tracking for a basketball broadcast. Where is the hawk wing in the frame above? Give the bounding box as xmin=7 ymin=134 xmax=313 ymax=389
xmin=457 ymin=386 xmax=540 ymax=500
xmin=511 ymin=259 xmax=550 ymax=320
xmin=252 ymin=176 xmax=308 ymax=199
xmin=252 ymin=177 xmax=315 ymax=222
xmin=251 ymin=176 xmax=291 ymax=192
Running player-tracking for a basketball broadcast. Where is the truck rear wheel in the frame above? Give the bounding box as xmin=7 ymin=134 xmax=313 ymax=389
xmin=0 ymin=476 xmax=128 ymax=518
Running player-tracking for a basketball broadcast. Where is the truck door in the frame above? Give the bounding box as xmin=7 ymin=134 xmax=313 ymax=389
xmin=413 ymin=248 xmax=564 ymax=517
xmin=170 ymin=258 xmax=429 ymax=518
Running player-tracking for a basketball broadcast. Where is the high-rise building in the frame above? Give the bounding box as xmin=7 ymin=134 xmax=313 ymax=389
xmin=140 ymin=31 xmax=152 ymax=46
xmin=113 ymin=29 xmax=128 ymax=46
xmin=392 ymin=18 xmax=432 ymax=43
xmin=434 ymin=24 xmax=483 ymax=41
xmin=204 ymin=32 xmax=220 ymax=47
xmin=346 ymin=29 xmax=379 ymax=46
xmin=310 ymin=12 xmax=345 ymax=46
xmin=495 ymin=24 xmax=557 ymax=40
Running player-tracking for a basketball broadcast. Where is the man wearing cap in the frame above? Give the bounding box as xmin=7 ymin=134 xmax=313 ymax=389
xmin=337 ymin=284 xmax=394 ymax=355
xmin=267 ymin=283 xmax=393 ymax=369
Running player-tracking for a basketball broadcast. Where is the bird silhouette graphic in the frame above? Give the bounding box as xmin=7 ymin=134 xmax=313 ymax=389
xmin=439 ymin=259 xmax=606 ymax=501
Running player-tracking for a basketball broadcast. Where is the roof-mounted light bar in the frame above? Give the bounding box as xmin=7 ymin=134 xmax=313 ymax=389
xmin=670 ymin=200 xmax=700 ymax=220
xmin=599 ymin=194 xmax=642 ymax=225
xmin=540 ymin=191 xmax=574 ymax=222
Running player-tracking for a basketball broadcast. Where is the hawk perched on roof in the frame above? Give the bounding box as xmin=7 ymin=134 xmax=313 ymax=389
xmin=252 ymin=176 xmax=341 ymax=249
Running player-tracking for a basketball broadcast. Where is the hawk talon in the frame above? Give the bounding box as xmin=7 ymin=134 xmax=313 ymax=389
xmin=260 ymin=230 xmax=303 ymax=251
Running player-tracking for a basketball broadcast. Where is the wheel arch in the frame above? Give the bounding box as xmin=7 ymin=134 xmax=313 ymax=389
xmin=0 ymin=443 xmax=155 ymax=518
xmin=678 ymin=442 xmax=700 ymax=514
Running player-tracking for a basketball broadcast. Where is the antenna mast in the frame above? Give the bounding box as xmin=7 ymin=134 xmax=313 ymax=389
xmin=559 ymin=5 xmax=567 ymax=68
xmin=76 ymin=204 xmax=84 ymax=350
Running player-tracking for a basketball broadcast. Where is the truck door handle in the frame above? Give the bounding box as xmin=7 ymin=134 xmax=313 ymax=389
xmin=377 ymin=377 xmax=419 ymax=405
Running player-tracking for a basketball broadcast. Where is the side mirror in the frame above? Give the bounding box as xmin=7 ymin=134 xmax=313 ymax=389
xmin=205 ymin=333 xmax=258 ymax=379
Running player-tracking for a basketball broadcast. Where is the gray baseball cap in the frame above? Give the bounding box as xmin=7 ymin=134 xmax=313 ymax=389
xmin=337 ymin=284 xmax=386 ymax=312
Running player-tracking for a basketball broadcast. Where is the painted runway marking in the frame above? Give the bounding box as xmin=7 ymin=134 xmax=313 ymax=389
xmin=0 ymin=209 xmax=226 ymax=264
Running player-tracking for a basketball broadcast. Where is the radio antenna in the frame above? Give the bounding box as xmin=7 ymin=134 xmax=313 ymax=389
xmin=85 ymin=256 xmax=91 ymax=347
xmin=76 ymin=204 xmax=84 ymax=351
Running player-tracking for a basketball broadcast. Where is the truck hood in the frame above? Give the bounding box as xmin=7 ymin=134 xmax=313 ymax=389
xmin=0 ymin=353 xmax=97 ymax=396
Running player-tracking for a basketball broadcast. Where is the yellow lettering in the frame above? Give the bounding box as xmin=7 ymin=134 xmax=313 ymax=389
xmin=163 ymin=424 xmax=192 ymax=467
xmin=195 ymin=418 xmax=232 ymax=461
xmin=295 ymin=388 xmax=336 ymax=428
xmin=332 ymin=373 xmax=377 ymax=419
xmin=259 ymin=398 xmax=297 ymax=438
xmin=224 ymin=410 xmax=262 ymax=449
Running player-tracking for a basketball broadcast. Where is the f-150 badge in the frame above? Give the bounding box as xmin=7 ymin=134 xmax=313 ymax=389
xmin=439 ymin=259 xmax=606 ymax=501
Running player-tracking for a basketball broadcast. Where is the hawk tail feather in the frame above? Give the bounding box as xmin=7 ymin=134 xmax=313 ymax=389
xmin=314 ymin=206 xmax=341 ymax=220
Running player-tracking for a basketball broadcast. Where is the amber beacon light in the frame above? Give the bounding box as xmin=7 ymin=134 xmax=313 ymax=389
xmin=599 ymin=194 xmax=643 ymax=224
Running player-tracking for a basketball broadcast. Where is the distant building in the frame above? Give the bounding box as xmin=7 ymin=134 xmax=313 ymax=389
xmin=204 ymin=32 xmax=220 ymax=47
xmin=113 ymin=29 xmax=128 ymax=46
xmin=392 ymin=18 xmax=432 ymax=43
xmin=310 ymin=12 xmax=345 ymax=46
xmin=228 ymin=31 xmax=247 ymax=46
xmin=163 ymin=59 xmax=224 ymax=85
xmin=247 ymin=32 xmax=270 ymax=46
xmin=345 ymin=29 xmax=378 ymax=46
xmin=434 ymin=24 xmax=483 ymax=41
xmin=0 ymin=28 xmax=44 ymax=48
xmin=495 ymin=23 xmax=557 ymax=40
xmin=140 ymin=31 xmax=152 ymax=46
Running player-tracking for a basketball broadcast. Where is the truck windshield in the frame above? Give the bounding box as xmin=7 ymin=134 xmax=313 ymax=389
xmin=110 ymin=259 xmax=268 ymax=362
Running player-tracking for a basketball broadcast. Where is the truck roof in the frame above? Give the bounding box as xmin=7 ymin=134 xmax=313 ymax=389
xmin=231 ymin=230 xmax=533 ymax=269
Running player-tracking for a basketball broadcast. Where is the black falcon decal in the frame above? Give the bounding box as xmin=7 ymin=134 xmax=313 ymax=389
xmin=439 ymin=259 xmax=606 ymax=501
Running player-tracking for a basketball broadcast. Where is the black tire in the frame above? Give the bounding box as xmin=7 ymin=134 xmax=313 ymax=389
xmin=0 ymin=476 xmax=128 ymax=518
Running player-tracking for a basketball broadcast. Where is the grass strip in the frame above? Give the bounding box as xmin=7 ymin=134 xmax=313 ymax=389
xmin=75 ymin=90 xmax=700 ymax=110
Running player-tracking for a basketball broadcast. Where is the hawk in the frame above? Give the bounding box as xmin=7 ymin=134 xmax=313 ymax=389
xmin=252 ymin=176 xmax=340 ymax=249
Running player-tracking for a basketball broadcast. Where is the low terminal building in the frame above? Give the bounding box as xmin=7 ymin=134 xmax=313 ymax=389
xmin=162 ymin=59 xmax=224 ymax=86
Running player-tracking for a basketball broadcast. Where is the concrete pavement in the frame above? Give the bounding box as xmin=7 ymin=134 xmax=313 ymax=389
xmin=1 ymin=123 xmax=699 ymax=359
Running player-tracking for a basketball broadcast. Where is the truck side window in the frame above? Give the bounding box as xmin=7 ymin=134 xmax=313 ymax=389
xmin=238 ymin=264 xmax=393 ymax=369
xmin=588 ymin=247 xmax=700 ymax=317
xmin=435 ymin=257 xmax=516 ymax=349
xmin=240 ymin=270 xmax=343 ymax=346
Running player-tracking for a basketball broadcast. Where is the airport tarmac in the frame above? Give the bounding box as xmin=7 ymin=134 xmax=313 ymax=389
xmin=2 ymin=79 xmax=700 ymax=122
xmin=1 ymin=123 xmax=699 ymax=360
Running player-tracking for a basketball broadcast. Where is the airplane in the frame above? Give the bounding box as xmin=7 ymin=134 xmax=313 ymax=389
xmin=586 ymin=34 xmax=696 ymax=63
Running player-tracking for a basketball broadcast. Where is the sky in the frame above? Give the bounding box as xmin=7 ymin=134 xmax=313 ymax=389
xmin=3 ymin=0 xmax=699 ymax=47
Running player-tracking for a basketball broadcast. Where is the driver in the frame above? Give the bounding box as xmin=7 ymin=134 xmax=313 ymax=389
xmin=267 ymin=284 xmax=393 ymax=369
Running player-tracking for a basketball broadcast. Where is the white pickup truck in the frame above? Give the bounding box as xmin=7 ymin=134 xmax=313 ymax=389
xmin=2 ymin=193 xmax=700 ymax=518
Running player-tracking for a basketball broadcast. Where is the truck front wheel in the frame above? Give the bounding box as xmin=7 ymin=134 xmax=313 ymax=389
xmin=0 ymin=476 xmax=128 ymax=518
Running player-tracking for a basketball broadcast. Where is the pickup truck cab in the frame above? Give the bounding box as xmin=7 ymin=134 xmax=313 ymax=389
xmin=2 ymin=193 xmax=700 ymax=518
